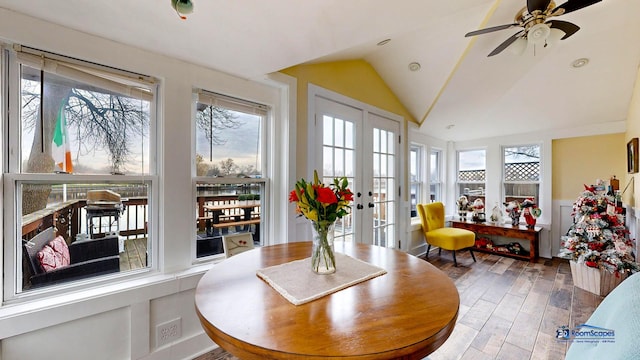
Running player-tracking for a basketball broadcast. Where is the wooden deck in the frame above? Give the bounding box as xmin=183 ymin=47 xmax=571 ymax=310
xmin=195 ymin=250 xmax=604 ymax=360
xmin=120 ymin=238 xmax=148 ymax=271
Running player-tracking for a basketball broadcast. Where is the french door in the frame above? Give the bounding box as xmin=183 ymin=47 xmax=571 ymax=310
xmin=313 ymin=94 xmax=401 ymax=248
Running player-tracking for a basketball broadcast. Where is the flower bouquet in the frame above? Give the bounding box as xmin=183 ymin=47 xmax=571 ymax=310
xmin=289 ymin=170 xmax=353 ymax=274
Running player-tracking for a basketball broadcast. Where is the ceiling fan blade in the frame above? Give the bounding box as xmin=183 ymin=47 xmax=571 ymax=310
xmin=488 ymin=33 xmax=523 ymax=57
xmin=528 ymin=0 xmax=551 ymax=13
xmin=552 ymin=0 xmax=601 ymax=15
xmin=547 ymin=20 xmax=580 ymax=39
xmin=465 ymin=23 xmax=520 ymax=37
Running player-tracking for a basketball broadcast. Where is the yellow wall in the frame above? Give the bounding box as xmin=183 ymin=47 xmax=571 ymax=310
xmin=625 ymin=69 xmax=640 ymax=207
xmin=280 ymin=60 xmax=415 ymax=177
xmin=552 ymin=133 xmax=626 ymax=201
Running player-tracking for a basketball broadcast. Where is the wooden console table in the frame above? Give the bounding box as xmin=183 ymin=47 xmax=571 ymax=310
xmin=450 ymin=220 xmax=541 ymax=262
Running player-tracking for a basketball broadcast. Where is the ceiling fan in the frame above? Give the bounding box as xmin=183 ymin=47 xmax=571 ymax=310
xmin=465 ymin=0 xmax=601 ymax=56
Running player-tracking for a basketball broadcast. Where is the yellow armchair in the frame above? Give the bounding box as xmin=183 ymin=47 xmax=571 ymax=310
xmin=417 ymin=202 xmax=476 ymax=266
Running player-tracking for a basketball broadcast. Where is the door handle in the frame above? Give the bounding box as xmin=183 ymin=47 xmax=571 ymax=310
xmin=368 ymin=203 xmax=374 ymax=208
xmin=357 ymin=204 xmax=364 ymax=210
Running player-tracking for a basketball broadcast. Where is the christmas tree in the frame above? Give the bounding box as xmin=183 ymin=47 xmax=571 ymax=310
xmin=559 ymin=185 xmax=639 ymax=275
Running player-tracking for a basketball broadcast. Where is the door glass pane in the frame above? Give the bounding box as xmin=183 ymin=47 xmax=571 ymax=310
xmin=323 ymin=115 xmax=355 ymax=242
xmin=335 ymin=119 xmax=344 ymax=147
xmin=373 ymin=128 xmax=380 ymax=152
xmin=373 ymin=153 xmax=380 ymax=176
xmin=345 ymin=150 xmax=354 ymax=177
xmin=380 ymin=130 xmax=388 ymax=153
xmin=335 ymin=148 xmax=344 ymax=177
xmin=323 ymin=116 xmax=334 ymax=146
xmin=345 ymin=122 xmax=354 ymax=149
xmin=372 ymin=126 xmax=396 ymax=248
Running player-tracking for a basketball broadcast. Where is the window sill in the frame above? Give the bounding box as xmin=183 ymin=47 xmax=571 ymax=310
xmin=410 ymin=217 xmax=421 ymax=231
xmin=0 ymin=262 xmax=215 ymax=339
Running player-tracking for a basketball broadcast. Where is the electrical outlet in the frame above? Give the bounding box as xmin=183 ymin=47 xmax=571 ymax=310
xmin=156 ymin=318 xmax=181 ymax=347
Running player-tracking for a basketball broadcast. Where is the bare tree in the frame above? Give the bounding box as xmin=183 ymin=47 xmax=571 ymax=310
xmin=219 ymin=158 xmax=236 ymax=176
xmin=21 ymin=75 xmax=149 ymax=214
xmin=195 ymin=154 xmax=209 ymax=176
xmin=505 ymin=146 xmax=540 ymax=161
xmin=195 ymin=105 xmax=243 ymax=161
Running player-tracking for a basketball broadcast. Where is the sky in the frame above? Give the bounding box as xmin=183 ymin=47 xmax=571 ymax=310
xmin=195 ymin=111 xmax=261 ymax=173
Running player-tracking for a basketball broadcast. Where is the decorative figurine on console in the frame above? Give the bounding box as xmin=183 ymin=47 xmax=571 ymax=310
xmin=490 ymin=202 xmax=503 ymax=224
xmin=471 ymin=198 xmax=485 ymax=223
xmin=457 ymin=195 xmax=470 ymax=221
xmin=520 ymin=198 xmax=541 ymax=229
xmin=504 ymin=200 xmax=521 ymax=226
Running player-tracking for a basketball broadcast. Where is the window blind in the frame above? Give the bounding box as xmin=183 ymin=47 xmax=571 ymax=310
xmin=196 ymin=90 xmax=268 ymax=116
xmin=15 ymin=45 xmax=156 ymax=102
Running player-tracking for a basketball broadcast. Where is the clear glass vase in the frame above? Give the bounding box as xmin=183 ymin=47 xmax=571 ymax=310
xmin=310 ymin=220 xmax=336 ymax=274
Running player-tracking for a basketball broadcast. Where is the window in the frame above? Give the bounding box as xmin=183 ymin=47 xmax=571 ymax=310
xmin=193 ymin=90 xmax=267 ymax=259
xmin=409 ymin=144 xmax=422 ymax=217
xmin=429 ymin=148 xmax=442 ymax=203
xmin=503 ymin=144 xmax=540 ymax=205
xmin=457 ymin=149 xmax=486 ymax=204
xmin=4 ymin=46 xmax=157 ymax=299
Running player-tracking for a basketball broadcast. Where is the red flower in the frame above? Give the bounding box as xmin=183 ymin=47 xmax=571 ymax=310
xmin=289 ymin=190 xmax=299 ymax=202
xmin=316 ymin=186 xmax=337 ymax=204
xmin=585 ymin=260 xmax=598 ymax=268
xmin=339 ymin=189 xmax=354 ymax=202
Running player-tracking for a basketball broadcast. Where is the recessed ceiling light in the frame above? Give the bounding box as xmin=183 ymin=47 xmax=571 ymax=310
xmin=377 ymin=39 xmax=391 ymax=46
xmin=571 ymin=58 xmax=589 ymax=68
xmin=408 ymin=62 xmax=421 ymax=71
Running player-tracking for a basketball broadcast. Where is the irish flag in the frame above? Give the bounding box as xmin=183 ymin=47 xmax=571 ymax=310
xmin=51 ymin=104 xmax=73 ymax=173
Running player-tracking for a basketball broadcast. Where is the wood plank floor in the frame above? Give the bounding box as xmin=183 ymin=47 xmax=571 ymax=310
xmin=119 ymin=238 xmax=147 ymax=271
xmin=195 ymin=249 xmax=605 ymax=360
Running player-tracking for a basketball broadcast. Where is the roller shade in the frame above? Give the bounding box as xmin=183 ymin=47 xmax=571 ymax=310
xmin=15 ymin=46 xmax=156 ymax=102
xmin=197 ymin=90 xmax=268 ymax=116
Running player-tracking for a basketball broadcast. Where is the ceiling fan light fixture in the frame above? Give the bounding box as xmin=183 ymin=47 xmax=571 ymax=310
xmin=171 ymin=0 xmax=194 ymax=20
xmin=527 ymin=23 xmax=551 ymax=45
xmin=546 ymin=27 xmax=565 ymax=47
xmin=508 ymin=37 xmax=528 ymax=55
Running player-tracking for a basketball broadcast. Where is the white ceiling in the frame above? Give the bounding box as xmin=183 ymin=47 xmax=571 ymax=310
xmin=0 ymin=0 xmax=638 ymax=141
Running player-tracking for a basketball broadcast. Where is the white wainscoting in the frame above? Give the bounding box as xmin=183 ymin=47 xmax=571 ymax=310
xmin=552 ymin=200 xmax=575 ymax=258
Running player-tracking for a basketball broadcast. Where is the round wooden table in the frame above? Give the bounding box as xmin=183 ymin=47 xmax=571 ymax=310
xmin=195 ymin=242 xmax=459 ymax=360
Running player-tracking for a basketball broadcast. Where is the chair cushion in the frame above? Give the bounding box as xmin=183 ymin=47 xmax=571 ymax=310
xmin=37 ymin=236 xmax=70 ymax=272
xmin=417 ymin=203 xmax=445 ymax=232
xmin=426 ymin=228 xmax=475 ymax=251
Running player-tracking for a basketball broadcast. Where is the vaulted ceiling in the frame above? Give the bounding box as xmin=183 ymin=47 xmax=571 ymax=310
xmin=1 ymin=0 xmax=638 ymax=141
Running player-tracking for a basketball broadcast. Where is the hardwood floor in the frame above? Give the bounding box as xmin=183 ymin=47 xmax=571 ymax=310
xmin=195 ymin=249 xmax=604 ymax=360
xmin=426 ymin=249 xmax=603 ymax=360
xmin=119 ymin=238 xmax=147 ymax=271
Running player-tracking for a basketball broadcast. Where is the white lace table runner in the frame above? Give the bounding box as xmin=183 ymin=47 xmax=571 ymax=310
xmin=256 ymin=252 xmax=387 ymax=305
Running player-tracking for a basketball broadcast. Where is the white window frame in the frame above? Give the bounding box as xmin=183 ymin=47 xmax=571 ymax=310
xmin=409 ymin=143 xmax=423 ymax=218
xmin=2 ymin=45 xmax=159 ymax=303
xmin=192 ymin=89 xmax=270 ymax=262
xmin=429 ymin=147 xmax=443 ymax=203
